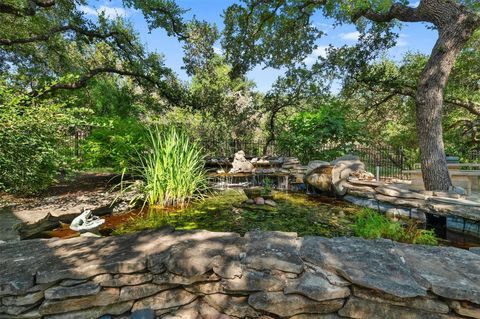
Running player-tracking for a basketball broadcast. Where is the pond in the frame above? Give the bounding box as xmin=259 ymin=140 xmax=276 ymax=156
xmin=42 ymin=190 xmax=358 ymax=239
xmin=39 ymin=189 xmax=480 ymax=249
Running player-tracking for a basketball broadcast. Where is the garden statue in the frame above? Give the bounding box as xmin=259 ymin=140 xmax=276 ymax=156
xmin=70 ymin=209 xmax=105 ymax=233
xmin=229 ymin=150 xmax=254 ymax=173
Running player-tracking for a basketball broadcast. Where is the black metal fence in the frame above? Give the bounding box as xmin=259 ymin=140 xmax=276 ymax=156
xmin=65 ymin=126 xmax=90 ymax=159
xmin=465 ymin=150 xmax=480 ymax=163
xmin=204 ymin=139 xmax=408 ymax=180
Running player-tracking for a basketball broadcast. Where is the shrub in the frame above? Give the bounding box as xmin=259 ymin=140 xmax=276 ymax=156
xmin=80 ymin=117 xmax=147 ymax=171
xmin=352 ymin=209 xmax=438 ymax=245
xmin=122 ymin=125 xmax=207 ymax=208
xmin=0 ymin=81 xmax=79 ymax=194
xmin=277 ymin=101 xmax=366 ymax=163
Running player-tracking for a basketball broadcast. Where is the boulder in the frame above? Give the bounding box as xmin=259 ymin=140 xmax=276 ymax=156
xmin=265 ymin=199 xmax=277 ymax=207
xmin=305 ymin=156 xmax=367 ymax=195
xmin=300 ymin=237 xmax=428 ymax=298
xmin=229 ymin=151 xmax=254 ymax=174
xmin=254 ymin=197 xmax=265 ymax=205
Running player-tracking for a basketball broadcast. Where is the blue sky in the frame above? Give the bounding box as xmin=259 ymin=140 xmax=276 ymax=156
xmin=81 ymin=0 xmax=438 ymax=92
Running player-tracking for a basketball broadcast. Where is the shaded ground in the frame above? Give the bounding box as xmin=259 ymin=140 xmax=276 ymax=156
xmin=0 ymin=173 xmax=131 ymax=242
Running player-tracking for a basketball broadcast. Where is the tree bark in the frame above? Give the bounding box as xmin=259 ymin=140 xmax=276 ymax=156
xmin=415 ymin=6 xmax=479 ymax=190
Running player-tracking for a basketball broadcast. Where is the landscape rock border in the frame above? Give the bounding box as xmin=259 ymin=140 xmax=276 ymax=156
xmin=0 ymin=228 xmax=479 ymax=318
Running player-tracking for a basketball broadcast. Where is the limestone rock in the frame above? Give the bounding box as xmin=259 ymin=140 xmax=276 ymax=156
xmin=339 ymin=297 xmax=458 ymax=319
xmin=397 ymin=244 xmax=480 ymax=304
xmin=211 ymin=255 xmax=243 ymax=279
xmin=375 ymin=184 xmax=427 ymax=200
xmin=352 ymin=286 xmax=449 ymax=314
xmin=43 ymin=301 xmax=132 ymax=319
xmin=300 ymin=237 xmax=428 ymax=298
xmin=245 ymin=231 xmax=304 ymax=274
xmin=0 ymin=304 xmax=40 ymax=316
xmin=152 ymin=272 xmax=219 ymax=286
xmin=306 ymin=161 xmax=330 ymax=176
xmin=0 ymin=308 xmax=41 ymax=318
xmin=163 ymin=231 xmax=242 ymax=277
xmin=39 ymin=288 xmax=119 ymax=315
xmin=222 ymin=270 xmax=285 ymax=293
xmin=248 ymin=291 xmax=344 ymax=317
xmin=44 ymin=282 xmax=100 ymax=300
xmin=290 ymin=314 xmax=343 ymax=319
xmin=471 ymin=247 xmax=480 ymax=256
xmin=184 ymin=281 xmax=225 ymax=295
xmin=130 ymin=309 xmax=155 ymax=319
xmin=131 ymin=288 xmax=196 ymax=312
xmin=304 ymin=165 xmax=333 ymax=193
xmin=59 ymin=279 xmax=88 ymax=287
xmin=229 ymin=151 xmax=254 ymax=174
xmin=264 ymin=200 xmax=277 ymax=207
xmin=2 ymin=291 xmax=44 ymax=306
xmin=197 ymin=300 xmax=229 ymax=318
xmin=284 ymin=272 xmax=350 ymax=301
xmin=100 ymin=273 xmax=153 ymax=287
xmin=119 ymin=283 xmax=177 ymax=302
xmin=204 ymin=294 xmax=260 ymax=318
xmin=449 ymin=300 xmax=480 ymax=319
xmin=254 ymin=197 xmax=265 ymax=205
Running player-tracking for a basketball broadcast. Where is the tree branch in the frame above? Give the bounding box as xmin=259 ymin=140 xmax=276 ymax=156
xmin=42 ymin=67 xmax=158 ymax=93
xmin=352 ymin=3 xmax=424 ymax=23
xmin=0 ymin=0 xmax=56 ymax=17
xmin=0 ymin=24 xmax=119 ymax=46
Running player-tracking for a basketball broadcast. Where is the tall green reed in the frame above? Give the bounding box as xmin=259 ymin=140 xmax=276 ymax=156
xmin=117 ymin=125 xmax=207 ymax=209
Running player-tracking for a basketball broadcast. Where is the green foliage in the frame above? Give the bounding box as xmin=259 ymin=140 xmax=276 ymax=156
xmin=277 ymin=100 xmax=366 ymax=162
xmin=262 ymin=178 xmax=273 ymax=196
xmin=80 ymin=118 xmax=147 ymax=171
xmin=125 ymin=125 xmax=207 ymax=208
xmin=353 ymin=209 xmax=438 ymax=245
xmin=0 ymin=80 xmax=83 ymax=194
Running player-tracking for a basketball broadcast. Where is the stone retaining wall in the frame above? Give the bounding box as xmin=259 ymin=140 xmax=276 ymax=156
xmin=1 ymin=228 xmax=480 ymax=319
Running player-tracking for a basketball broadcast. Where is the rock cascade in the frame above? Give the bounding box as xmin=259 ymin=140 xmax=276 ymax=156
xmin=343 ymin=179 xmax=480 ymax=222
xmin=1 ymin=228 xmax=479 ymax=318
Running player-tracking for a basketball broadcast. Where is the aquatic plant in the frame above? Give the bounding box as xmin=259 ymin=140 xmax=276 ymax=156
xmin=118 ymin=125 xmax=207 ymax=209
xmin=113 ymin=190 xmax=358 ymax=236
xmin=352 ymin=209 xmax=438 ymax=245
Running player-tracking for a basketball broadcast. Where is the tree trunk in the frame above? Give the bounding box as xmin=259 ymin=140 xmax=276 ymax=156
xmin=416 ymin=17 xmax=477 ymax=191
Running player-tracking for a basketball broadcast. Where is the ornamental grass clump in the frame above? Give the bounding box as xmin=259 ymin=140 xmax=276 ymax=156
xmin=132 ymin=125 xmax=207 ymax=209
xmin=352 ymin=208 xmax=438 ymax=245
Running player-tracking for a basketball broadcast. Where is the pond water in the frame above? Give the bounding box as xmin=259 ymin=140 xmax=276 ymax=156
xmin=39 ymin=189 xmax=480 ymax=249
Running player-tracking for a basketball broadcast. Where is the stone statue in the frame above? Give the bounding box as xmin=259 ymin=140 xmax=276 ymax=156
xmin=229 ymin=150 xmax=254 ymax=173
xmin=70 ymin=209 xmax=105 ymax=233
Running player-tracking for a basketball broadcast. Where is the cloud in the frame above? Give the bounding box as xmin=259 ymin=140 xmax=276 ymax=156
xmin=79 ymin=5 xmax=128 ymax=19
xmin=409 ymin=1 xmax=420 ymax=7
xmin=303 ymin=46 xmax=329 ymax=65
xmin=397 ymin=34 xmax=408 ymax=47
xmin=340 ymin=31 xmax=360 ymax=41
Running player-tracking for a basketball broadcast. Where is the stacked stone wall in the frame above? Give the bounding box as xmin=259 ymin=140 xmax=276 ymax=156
xmin=1 ymin=228 xmax=479 ymax=318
